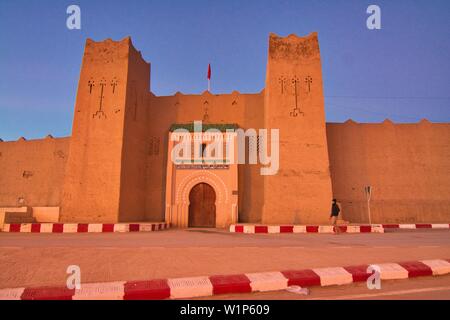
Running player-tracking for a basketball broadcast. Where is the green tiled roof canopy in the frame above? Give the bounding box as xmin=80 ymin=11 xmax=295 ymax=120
xmin=169 ymin=123 xmax=239 ymax=132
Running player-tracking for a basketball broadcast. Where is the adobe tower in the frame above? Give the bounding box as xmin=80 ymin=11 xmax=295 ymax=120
xmin=262 ymin=32 xmax=333 ymax=224
xmin=60 ymin=37 xmax=150 ymax=222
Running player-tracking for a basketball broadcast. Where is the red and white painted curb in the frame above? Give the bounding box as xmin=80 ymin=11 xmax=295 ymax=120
xmin=382 ymin=223 xmax=450 ymax=230
xmin=229 ymin=223 xmax=450 ymax=234
xmin=1 ymin=258 xmax=449 ymax=300
xmin=1 ymin=222 xmax=170 ymax=233
xmin=229 ymin=224 xmax=384 ymax=234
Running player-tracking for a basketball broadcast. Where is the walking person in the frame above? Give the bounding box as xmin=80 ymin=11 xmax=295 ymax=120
xmin=330 ymin=199 xmax=341 ymax=234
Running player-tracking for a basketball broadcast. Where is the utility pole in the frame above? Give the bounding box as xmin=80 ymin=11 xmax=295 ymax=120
xmin=365 ymin=186 xmax=372 ymax=225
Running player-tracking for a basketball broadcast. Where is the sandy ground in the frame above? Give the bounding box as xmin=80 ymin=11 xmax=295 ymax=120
xmin=0 ymin=228 xmax=449 ymax=289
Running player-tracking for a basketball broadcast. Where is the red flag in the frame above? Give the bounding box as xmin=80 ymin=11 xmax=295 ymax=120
xmin=207 ymin=63 xmax=211 ymax=80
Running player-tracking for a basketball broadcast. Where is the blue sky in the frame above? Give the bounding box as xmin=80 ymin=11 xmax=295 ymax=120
xmin=0 ymin=0 xmax=449 ymax=140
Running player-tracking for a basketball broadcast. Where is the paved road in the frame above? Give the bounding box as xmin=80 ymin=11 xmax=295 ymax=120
xmin=0 ymin=229 xmax=449 ymax=290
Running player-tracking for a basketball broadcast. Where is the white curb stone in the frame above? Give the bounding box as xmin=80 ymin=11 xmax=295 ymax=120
xmin=0 ymin=287 xmax=25 ymax=300
xmin=40 ymin=223 xmax=53 ymax=233
xmin=63 ymin=223 xmax=78 ymax=233
xmin=399 ymin=224 xmax=416 ymax=229
xmin=243 ymin=225 xmax=255 ymax=234
xmin=421 ymin=259 xmax=450 ymax=276
xmin=313 ymin=267 xmax=353 ymax=286
xmin=376 ymin=263 xmax=409 ymax=280
xmin=293 ymin=225 xmax=306 ymax=233
xmin=138 ymin=224 xmax=153 ymax=232
xmin=247 ymin=272 xmax=288 ymax=292
xmin=268 ymin=226 xmax=280 ymax=234
xmin=346 ymin=226 xmax=361 ymax=233
xmin=114 ymin=224 xmax=129 ymax=232
xmin=372 ymin=225 xmax=384 ymax=233
xmin=431 ymin=224 xmax=448 ymax=229
xmin=319 ymin=226 xmax=334 ymax=233
xmin=168 ymin=276 xmax=213 ymax=299
xmin=20 ymin=224 xmax=32 ymax=233
xmin=88 ymin=224 xmax=103 ymax=233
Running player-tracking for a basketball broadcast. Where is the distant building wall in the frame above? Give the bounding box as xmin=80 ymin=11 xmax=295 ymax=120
xmin=0 ymin=137 xmax=69 ymax=207
xmin=1 ymin=121 xmax=449 ymax=224
xmin=326 ymin=120 xmax=450 ymax=223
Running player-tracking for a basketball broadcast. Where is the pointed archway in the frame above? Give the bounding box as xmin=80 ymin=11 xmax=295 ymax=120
xmin=188 ymin=183 xmax=216 ymax=227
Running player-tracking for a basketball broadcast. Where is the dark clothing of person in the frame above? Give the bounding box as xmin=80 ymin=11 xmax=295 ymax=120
xmin=331 ymin=203 xmax=340 ymax=217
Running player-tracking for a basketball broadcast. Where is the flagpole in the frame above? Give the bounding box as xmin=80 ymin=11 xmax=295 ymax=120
xmin=207 ymin=63 xmax=211 ymax=92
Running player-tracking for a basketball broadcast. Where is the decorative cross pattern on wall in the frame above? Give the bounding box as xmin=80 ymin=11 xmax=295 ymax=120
xmin=92 ymin=78 xmax=107 ymax=119
xmin=289 ymin=76 xmax=303 ymax=117
xmin=278 ymin=76 xmax=287 ymax=94
xmin=278 ymin=74 xmax=312 ymax=117
xmin=305 ymin=75 xmax=312 ymax=93
xmin=111 ymin=78 xmax=118 ymax=94
xmin=89 ymin=77 xmax=119 ymax=119
xmin=88 ymin=79 xmax=95 ymax=94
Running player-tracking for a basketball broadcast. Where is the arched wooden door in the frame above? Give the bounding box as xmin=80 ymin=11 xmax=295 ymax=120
xmin=188 ymin=183 xmax=216 ymax=227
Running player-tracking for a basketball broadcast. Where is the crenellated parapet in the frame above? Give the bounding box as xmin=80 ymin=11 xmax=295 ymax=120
xmin=326 ymin=118 xmax=445 ymax=127
xmin=83 ymin=37 xmax=149 ymax=66
xmin=150 ymin=90 xmax=264 ymax=126
xmin=268 ymin=32 xmax=321 ymax=63
xmin=0 ymin=135 xmax=68 ymax=143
